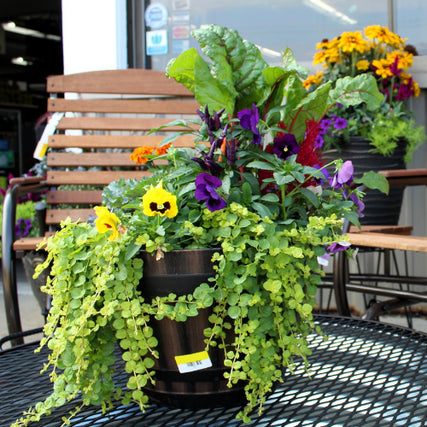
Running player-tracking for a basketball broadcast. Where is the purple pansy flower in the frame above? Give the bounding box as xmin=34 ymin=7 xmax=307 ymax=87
xmin=237 ymin=104 xmax=261 ymax=145
xmin=326 ymin=240 xmax=351 ymax=254
xmin=272 ymin=133 xmax=300 ymax=160
xmin=330 ymin=160 xmax=354 ymax=189
xmin=313 ymin=164 xmax=330 ymax=184
xmin=192 ymin=151 xmax=224 ymax=176
xmin=195 ymin=173 xmax=227 ymax=212
xmin=350 ymin=193 xmax=365 ymax=217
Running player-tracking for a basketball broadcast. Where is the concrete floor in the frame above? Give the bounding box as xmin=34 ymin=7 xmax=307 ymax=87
xmin=0 ymin=261 xmax=45 ymax=349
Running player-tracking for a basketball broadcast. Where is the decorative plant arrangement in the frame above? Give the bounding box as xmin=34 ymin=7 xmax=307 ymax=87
xmin=13 ymin=25 xmax=388 ymax=426
xmin=304 ymin=25 xmax=425 ymax=163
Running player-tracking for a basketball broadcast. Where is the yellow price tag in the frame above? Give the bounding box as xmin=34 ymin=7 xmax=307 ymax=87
xmin=175 ymin=351 xmax=212 ymax=373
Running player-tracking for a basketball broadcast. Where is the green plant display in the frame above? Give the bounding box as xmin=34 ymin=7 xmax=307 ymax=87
xmin=13 ymin=25 xmax=388 ymax=426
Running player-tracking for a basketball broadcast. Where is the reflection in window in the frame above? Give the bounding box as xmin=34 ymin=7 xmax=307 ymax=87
xmin=138 ymin=1 xmax=398 ymax=71
xmin=396 ymin=0 xmax=427 ymax=55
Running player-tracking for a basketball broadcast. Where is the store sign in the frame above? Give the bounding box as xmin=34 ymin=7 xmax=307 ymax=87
xmin=145 ymin=3 xmax=168 ymax=29
xmin=146 ymin=30 xmax=168 ymax=55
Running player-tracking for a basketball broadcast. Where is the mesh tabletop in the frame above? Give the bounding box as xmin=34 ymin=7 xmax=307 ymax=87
xmin=1 ymin=315 xmax=426 ymax=427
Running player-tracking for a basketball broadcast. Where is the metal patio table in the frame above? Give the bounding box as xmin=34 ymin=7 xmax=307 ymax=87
xmin=1 ymin=315 xmax=426 ymax=426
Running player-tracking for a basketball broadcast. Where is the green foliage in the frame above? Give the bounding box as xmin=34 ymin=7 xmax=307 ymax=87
xmin=166 ymin=24 xmax=382 ymax=129
xmin=13 ymin=203 xmax=344 ymax=426
xmin=369 ymin=117 xmax=426 ymax=164
xmin=12 ymin=24 xmax=389 ymax=426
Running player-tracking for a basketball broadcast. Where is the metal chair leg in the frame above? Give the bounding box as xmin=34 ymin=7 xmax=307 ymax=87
xmin=1 ymin=184 xmax=23 ymax=345
xmin=333 ymin=251 xmax=352 ymax=316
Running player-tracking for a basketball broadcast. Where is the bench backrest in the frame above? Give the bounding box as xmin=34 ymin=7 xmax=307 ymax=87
xmin=44 ymin=69 xmax=199 ymax=228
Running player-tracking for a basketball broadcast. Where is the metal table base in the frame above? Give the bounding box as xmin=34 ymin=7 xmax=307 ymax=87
xmin=1 ymin=316 xmax=426 ymax=426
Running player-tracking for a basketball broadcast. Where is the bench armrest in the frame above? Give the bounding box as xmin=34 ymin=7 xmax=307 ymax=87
xmin=1 ymin=177 xmax=47 ymax=343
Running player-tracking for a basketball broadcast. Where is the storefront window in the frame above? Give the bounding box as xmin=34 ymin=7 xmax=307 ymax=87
xmin=131 ymin=1 xmax=398 ymax=71
xmin=396 ymin=0 xmax=427 ymax=55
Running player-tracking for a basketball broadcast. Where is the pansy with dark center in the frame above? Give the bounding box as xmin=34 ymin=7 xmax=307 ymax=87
xmin=313 ymin=164 xmax=330 ymax=185
xmin=195 ymin=172 xmax=226 ymax=212
xmin=142 ymin=183 xmax=178 ymax=218
xmin=272 ymin=133 xmax=300 ymax=160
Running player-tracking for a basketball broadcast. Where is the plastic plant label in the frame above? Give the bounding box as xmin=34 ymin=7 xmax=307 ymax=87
xmin=175 ymin=351 xmax=212 ymax=373
xmin=34 ymin=112 xmax=64 ymax=160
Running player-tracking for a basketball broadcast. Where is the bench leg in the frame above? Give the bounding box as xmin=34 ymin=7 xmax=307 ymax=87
xmin=1 ymin=185 xmax=23 ymax=345
xmin=333 ymin=251 xmax=352 ymax=316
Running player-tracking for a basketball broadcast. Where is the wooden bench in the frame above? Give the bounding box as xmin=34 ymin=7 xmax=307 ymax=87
xmin=1 ymin=69 xmax=200 ymax=340
xmin=333 ymin=168 xmax=427 ymax=320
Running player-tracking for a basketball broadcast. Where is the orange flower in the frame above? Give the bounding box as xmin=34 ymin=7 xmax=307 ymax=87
xmin=130 ymin=146 xmax=154 ymax=164
xmin=154 ymin=143 xmax=172 ymax=155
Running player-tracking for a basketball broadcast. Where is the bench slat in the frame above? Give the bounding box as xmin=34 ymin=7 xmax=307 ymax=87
xmin=48 ymin=98 xmax=199 ymax=115
xmin=347 ymin=232 xmax=427 ymax=253
xmin=48 ymin=134 xmax=197 ymax=149
xmin=46 ymin=190 xmax=103 ymax=205
xmin=46 ymin=208 xmax=96 ymax=224
xmin=47 ymin=152 xmax=137 ymax=167
xmin=13 ymin=237 xmax=46 ymax=251
xmin=56 ymin=116 xmax=194 ymax=132
xmin=348 ymin=225 xmax=413 ymax=235
xmin=47 ymin=69 xmax=193 ymax=96
xmin=47 ymin=170 xmax=150 ymax=185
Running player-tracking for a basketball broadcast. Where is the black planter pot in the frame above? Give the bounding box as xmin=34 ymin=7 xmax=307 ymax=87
xmin=324 ymin=136 xmax=406 ymax=225
xmin=138 ymin=248 xmax=246 ymax=409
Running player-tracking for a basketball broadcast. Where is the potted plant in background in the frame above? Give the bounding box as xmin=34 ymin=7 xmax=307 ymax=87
xmin=13 ymin=25 xmax=388 ymax=426
xmin=304 ymin=25 xmax=426 ymax=224
xmin=0 ymin=171 xmax=49 ymax=314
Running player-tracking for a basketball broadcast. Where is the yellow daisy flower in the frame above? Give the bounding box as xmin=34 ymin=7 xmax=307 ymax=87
xmin=365 ymin=25 xmax=406 ymax=49
xmin=387 ymin=51 xmax=413 ymax=70
xmin=94 ymin=206 xmax=125 ymax=241
xmin=413 ymin=81 xmax=420 ymax=97
xmin=372 ymin=59 xmax=393 ymax=79
xmin=303 ymin=70 xmax=324 ymax=89
xmin=142 ymin=182 xmax=178 ymax=218
xmin=356 ymin=60 xmax=370 ymax=71
xmin=338 ymin=31 xmax=369 ymax=54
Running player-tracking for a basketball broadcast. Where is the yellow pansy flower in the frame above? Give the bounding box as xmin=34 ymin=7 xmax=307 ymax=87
xmin=94 ymin=206 xmax=125 ymax=241
xmin=142 ymin=182 xmax=178 ymax=218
